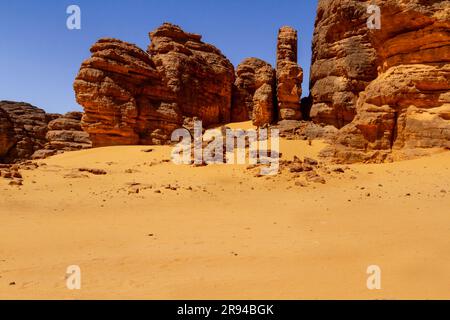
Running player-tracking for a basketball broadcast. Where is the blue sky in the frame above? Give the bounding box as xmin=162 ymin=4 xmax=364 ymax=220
xmin=0 ymin=0 xmax=318 ymax=114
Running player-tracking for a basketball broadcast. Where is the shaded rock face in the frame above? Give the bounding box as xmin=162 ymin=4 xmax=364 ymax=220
xmin=0 ymin=101 xmax=92 ymax=163
xmin=232 ymin=58 xmax=276 ymax=126
xmin=74 ymin=23 xmax=234 ymax=147
xmin=0 ymin=108 xmax=15 ymax=158
xmin=0 ymin=101 xmax=51 ymax=162
xmin=314 ymin=0 xmax=450 ymax=163
xmin=277 ymin=26 xmax=303 ymax=121
xmin=45 ymin=112 xmax=92 ymax=152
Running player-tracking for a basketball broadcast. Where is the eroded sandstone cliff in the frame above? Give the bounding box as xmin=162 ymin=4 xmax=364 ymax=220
xmin=74 ymin=23 xmax=307 ymax=145
xmin=313 ymin=0 xmax=450 ymax=162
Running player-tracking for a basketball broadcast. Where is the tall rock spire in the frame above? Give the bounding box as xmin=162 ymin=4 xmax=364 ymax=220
xmin=276 ymin=26 xmax=303 ymax=121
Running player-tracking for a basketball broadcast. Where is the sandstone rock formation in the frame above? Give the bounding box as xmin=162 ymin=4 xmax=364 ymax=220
xmin=0 ymin=101 xmax=52 ymax=162
xmin=310 ymin=0 xmax=378 ymax=128
xmin=232 ymin=58 xmax=276 ymax=126
xmin=314 ymin=0 xmax=450 ymax=162
xmin=0 ymin=108 xmax=15 ymax=159
xmin=148 ymin=23 xmax=235 ymax=126
xmin=277 ymin=26 xmax=303 ymax=121
xmin=39 ymin=111 xmax=92 ymax=157
xmin=0 ymin=101 xmax=92 ymax=162
xmin=74 ymin=23 xmax=234 ymax=147
xmin=74 ymin=38 xmax=180 ymax=147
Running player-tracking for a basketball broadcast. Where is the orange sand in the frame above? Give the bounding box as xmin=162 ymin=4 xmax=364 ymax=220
xmin=1 ymin=126 xmax=449 ymax=299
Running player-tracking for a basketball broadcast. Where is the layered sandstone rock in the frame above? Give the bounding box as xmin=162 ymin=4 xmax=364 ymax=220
xmin=0 ymin=108 xmax=15 ymax=159
xmin=310 ymin=0 xmax=378 ymax=128
xmin=74 ymin=23 xmax=234 ymax=147
xmin=44 ymin=112 xmax=92 ymax=152
xmin=276 ymin=26 xmax=303 ymax=121
xmin=148 ymin=23 xmax=235 ymax=126
xmin=232 ymin=58 xmax=276 ymax=126
xmin=74 ymin=38 xmax=180 ymax=147
xmin=316 ymin=0 xmax=450 ymax=163
xmin=0 ymin=101 xmax=92 ymax=162
xmin=0 ymin=101 xmax=52 ymax=162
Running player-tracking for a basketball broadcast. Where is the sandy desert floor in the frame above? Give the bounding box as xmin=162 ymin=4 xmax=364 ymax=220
xmin=1 ymin=122 xmax=450 ymax=300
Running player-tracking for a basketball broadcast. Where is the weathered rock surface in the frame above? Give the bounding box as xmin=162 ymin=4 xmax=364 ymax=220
xmin=274 ymin=119 xmax=338 ymax=142
xmin=74 ymin=23 xmax=234 ymax=147
xmin=0 ymin=108 xmax=15 ymax=159
xmin=310 ymin=0 xmax=377 ymax=128
xmin=277 ymin=26 xmax=303 ymax=121
xmin=232 ymin=58 xmax=276 ymax=126
xmin=148 ymin=23 xmax=235 ymax=126
xmin=44 ymin=111 xmax=92 ymax=152
xmin=314 ymin=0 xmax=450 ymax=162
xmin=74 ymin=38 xmax=180 ymax=147
xmin=0 ymin=101 xmax=51 ymax=162
xmin=0 ymin=101 xmax=92 ymax=162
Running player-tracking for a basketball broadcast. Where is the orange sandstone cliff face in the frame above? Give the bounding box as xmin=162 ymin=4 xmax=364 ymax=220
xmin=74 ymin=37 xmax=183 ymax=147
xmin=74 ymin=23 xmax=235 ymax=147
xmin=312 ymin=0 xmax=450 ymax=163
xmin=72 ymin=6 xmax=449 ymax=163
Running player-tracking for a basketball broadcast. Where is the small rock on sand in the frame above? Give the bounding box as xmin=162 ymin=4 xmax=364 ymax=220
xmin=9 ymin=180 xmax=23 ymax=186
xmin=78 ymin=168 xmax=107 ymax=175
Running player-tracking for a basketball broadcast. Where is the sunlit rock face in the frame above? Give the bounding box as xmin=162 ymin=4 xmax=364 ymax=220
xmin=277 ymin=26 xmax=303 ymax=121
xmin=232 ymin=57 xmax=276 ymax=126
xmin=312 ymin=0 xmax=450 ymax=162
xmin=74 ymin=23 xmax=234 ymax=147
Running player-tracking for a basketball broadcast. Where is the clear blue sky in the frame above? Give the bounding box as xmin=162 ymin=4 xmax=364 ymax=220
xmin=0 ymin=0 xmax=318 ymax=114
